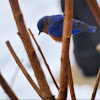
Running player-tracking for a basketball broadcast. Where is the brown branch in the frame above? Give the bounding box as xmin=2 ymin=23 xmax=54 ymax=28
xmin=6 ymin=67 xmax=19 ymax=100
xmin=86 ymin=0 xmax=100 ymax=25
xmin=68 ymin=66 xmax=76 ymax=100
xmin=9 ymin=0 xmax=51 ymax=95
xmin=6 ymin=41 xmax=47 ymax=99
xmin=91 ymin=68 xmax=100 ymax=100
xmin=57 ymin=0 xmax=74 ymax=100
xmin=28 ymin=28 xmax=59 ymax=90
xmin=0 ymin=73 xmax=18 ymax=100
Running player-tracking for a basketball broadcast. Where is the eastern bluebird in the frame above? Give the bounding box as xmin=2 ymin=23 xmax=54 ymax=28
xmin=37 ymin=15 xmax=96 ymax=42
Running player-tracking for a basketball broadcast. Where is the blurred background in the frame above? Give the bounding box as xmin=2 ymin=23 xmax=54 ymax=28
xmin=0 ymin=0 xmax=100 ymax=99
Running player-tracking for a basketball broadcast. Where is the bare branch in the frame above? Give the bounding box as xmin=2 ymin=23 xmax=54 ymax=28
xmin=68 ymin=66 xmax=76 ymax=100
xmin=91 ymin=68 xmax=100 ymax=100
xmin=6 ymin=41 xmax=46 ymax=99
xmin=57 ymin=0 xmax=74 ymax=99
xmin=0 ymin=73 xmax=18 ymax=100
xmin=28 ymin=28 xmax=59 ymax=90
xmin=86 ymin=0 xmax=100 ymax=25
xmin=9 ymin=0 xmax=51 ymax=95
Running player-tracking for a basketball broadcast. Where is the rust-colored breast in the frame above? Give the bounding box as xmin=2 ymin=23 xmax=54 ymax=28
xmin=50 ymin=35 xmax=62 ymax=42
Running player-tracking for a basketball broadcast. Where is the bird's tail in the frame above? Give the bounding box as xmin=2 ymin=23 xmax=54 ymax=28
xmin=88 ymin=26 xmax=97 ymax=33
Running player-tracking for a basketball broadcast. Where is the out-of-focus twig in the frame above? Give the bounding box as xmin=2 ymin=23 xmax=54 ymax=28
xmin=0 ymin=73 xmax=18 ymax=100
xmin=68 ymin=65 xmax=76 ymax=100
xmin=96 ymin=43 xmax=100 ymax=53
xmin=6 ymin=41 xmax=46 ymax=99
xmin=10 ymin=67 xmax=19 ymax=87
xmin=28 ymin=28 xmax=59 ymax=90
xmin=91 ymin=68 xmax=100 ymax=100
xmin=9 ymin=0 xmax=52 ymax=96
xmin=6 ymin=67 xmax=19 ymax=100
xmin=86 ymin=0 xmax=100 ymax=25
xmin=57 ymin=0 xmax=74 ymax=100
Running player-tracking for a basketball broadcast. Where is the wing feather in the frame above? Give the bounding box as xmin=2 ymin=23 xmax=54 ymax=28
xmin=48 ymin=20 xmax=63 ymax=37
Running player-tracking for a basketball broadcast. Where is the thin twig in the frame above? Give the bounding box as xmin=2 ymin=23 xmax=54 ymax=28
xmin=28 ymin=28 xmax=59 ymax=90
xmin=57 ymin=0 xmax=74 ymax=100
xmin=0 ymin=73 xmax=18 ymax=100
xmin=86 ymin=0 xmax=100 ymax=25
xmin=6 ymin=41 xmax=46 ymax=99
xmin=9 ymin=0 xmax=52 ymax=95
xmin=68 ymin=65 xmax=76 ymax=100
xmin=91 ymin=68 xmax=100 ymax=100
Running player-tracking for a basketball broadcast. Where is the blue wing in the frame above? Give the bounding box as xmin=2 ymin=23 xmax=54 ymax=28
xmin=48 ymin=15 xmax=96 ymax=37
xmin=48 ymin=15 xmax=64 ymax=37
xmin=48 ymin=15 xmax=64 ymax=25
xmin=72 ymin=19 xmax=96 ymax=34
xmin=48 ymin=20 xmax=63 ymax=37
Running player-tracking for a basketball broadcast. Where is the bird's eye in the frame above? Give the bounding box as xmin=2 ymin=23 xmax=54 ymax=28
xmin=40 ymin=25 xmax=44 ymax=31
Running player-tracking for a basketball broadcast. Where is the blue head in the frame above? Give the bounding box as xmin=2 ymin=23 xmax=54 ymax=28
xmin=37 ymin=16 xmax=48 ymax=35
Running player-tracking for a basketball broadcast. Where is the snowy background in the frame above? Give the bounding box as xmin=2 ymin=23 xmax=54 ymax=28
xmin=0 ymin=0 xmax=100 ymax=99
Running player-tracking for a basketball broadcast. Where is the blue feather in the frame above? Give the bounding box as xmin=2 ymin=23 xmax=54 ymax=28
xmin=48 ymin=20 xmax=63 ymax=37
xmin=37 ymin=15 xmax=96 ymax=40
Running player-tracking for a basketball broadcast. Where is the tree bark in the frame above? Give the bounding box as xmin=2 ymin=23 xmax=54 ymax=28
xmin=57 ymin=0 xmax=73 ymax=99
xmin=91 ymin=68 xmax=100 ymax=100
xmin=86 ymin=0 xmax=100 ymax=25
xmin=9 ymin=0 xmax=51 ymax=96
xmin=0 ymin=73 xmax=18 ymax=100
xmin=6 ymin=41 xmax=47 ymax=98
xmin=28 ymin=28 xmax=59 ymax=90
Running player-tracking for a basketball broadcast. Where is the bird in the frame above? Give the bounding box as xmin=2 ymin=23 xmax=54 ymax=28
xmin=37 ymin=15 xmax=96 ymax=42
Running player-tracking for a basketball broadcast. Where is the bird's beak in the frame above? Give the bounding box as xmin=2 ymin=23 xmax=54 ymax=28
xmin=38 ymin=31 xmax=41 ymax=36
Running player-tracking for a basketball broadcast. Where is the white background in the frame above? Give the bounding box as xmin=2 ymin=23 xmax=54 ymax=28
xmin=0 ymin=0 xmax=100 ymax=99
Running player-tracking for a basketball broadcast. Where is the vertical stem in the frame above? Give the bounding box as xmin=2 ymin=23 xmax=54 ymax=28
xmin=91 ymin=68 xmax=100 ymax=100
xmin=86 ymin=0 xmax=100 ymax=25
xmin=57 ymin=0 xmax=73 ymax=99
xmin=68 ymin=65 xmax=76 ymax=100
xmin=86 ymin=1 xmax=100 ymax=99
xmin=9 ymin=0 xmax=51 ymax=95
